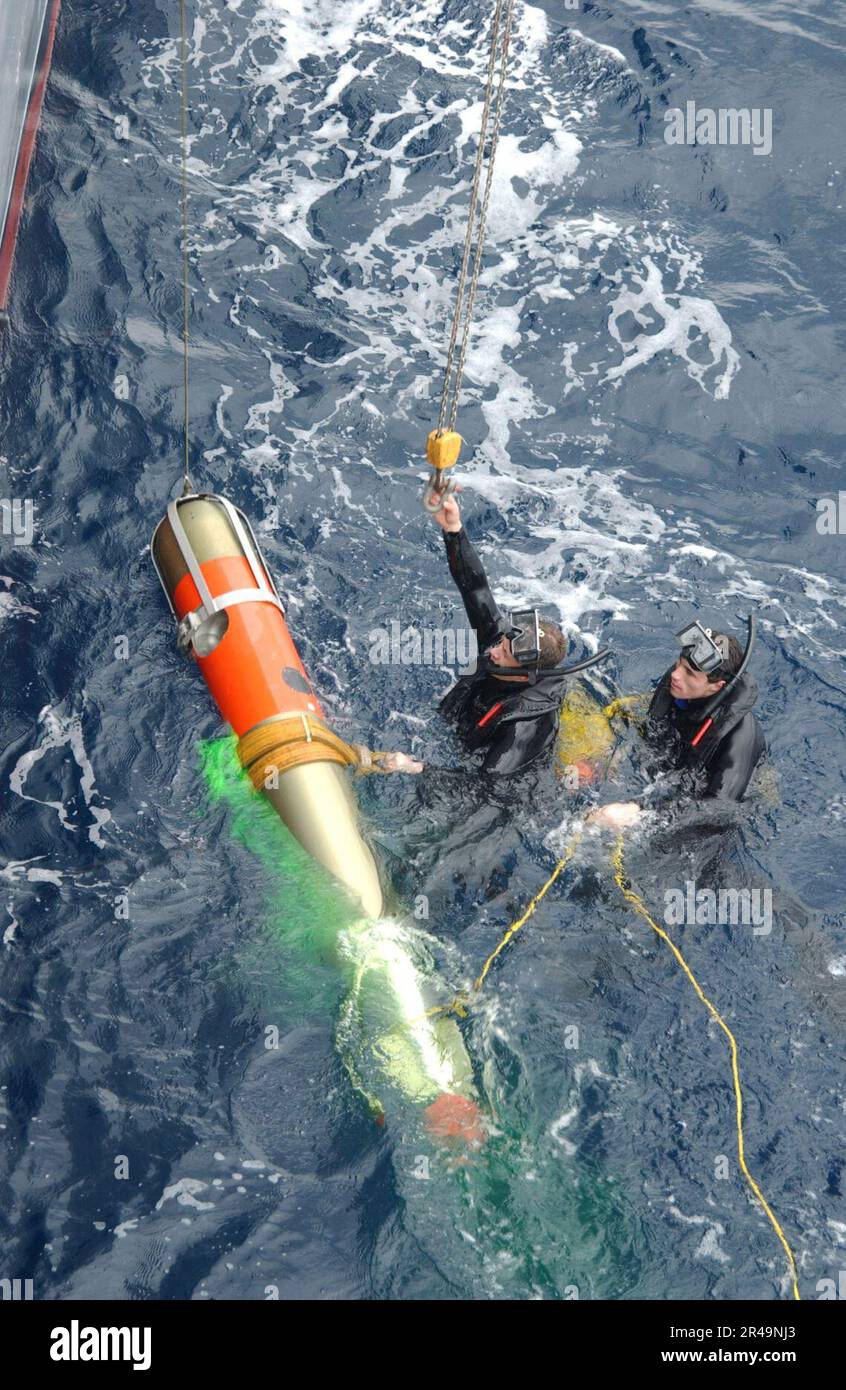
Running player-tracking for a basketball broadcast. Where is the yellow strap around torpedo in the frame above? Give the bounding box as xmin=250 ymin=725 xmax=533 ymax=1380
xmin=611 ymin=835 xmax=801 ymax=1302
xmin=237 ymin=715 xmax=393 ymax=787
xmin=238 ymin=715 xmax=356 ymax=786
xmin=350 ymin=746 xmax=397 ymax=776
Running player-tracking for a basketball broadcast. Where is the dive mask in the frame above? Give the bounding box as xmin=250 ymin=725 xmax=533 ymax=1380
xmin=675 ymin=619 xmax=730 ymax=676
xmin=506 ymin=608 xmax=542 ymax=668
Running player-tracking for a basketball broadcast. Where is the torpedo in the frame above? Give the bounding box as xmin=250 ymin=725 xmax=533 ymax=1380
xmin=151 ymin=491 xmax=384 ymax=919
xmin=152 ymin=491 xmax=484 ymax=1140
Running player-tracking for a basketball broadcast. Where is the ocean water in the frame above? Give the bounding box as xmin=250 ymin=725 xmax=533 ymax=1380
xmin=1 ymin=0 xmax=845 ymax=1300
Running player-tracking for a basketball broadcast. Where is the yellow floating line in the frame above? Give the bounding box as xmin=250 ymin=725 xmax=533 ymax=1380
xmin=611 ymin=835 xmax=800 ymax=1301
xmin=473 ymin=832 xmax=583 ymax=991
xmin=394 ymin=831 xmax=584 ymax=1034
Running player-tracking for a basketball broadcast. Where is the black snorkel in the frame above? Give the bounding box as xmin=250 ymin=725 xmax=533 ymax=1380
xmin=690 ymin=613 xmax=756 ymax=748
xmin=548 ymin=646 xmax=612 ymax=678
xmin=484 ymin=647 xmax=613 ymax=682
xmin=480 ymin=606 xmax=613 ymax=682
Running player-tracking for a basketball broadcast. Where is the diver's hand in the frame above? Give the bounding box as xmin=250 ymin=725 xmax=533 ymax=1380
xmin=432 ymin=493 xmax=462 ymax=533
xmin=586 ymin=801 xmax=642 ymax=829
xmin=378 ymin=751 xmax=424 ymax=774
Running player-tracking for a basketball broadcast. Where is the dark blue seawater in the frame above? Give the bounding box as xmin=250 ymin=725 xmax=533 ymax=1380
xmin=1 ymin=0 xmax=845 ymax=1300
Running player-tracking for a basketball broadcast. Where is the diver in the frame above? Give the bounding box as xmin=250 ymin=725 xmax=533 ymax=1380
xmin=381 ymin=492 xmax=608 ymax=778
xmin=587 ymin=616 xmax=765 ymax=830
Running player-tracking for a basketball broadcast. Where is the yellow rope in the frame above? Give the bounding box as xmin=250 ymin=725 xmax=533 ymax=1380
xmin=611 ymin=834 xmax=800 ymax=1301
xmin=472 ymin=831 xmax=582 ymax=991
xmin=397 ymin=829 xmax=584 ymax=1034
xmin=383 ymin=804 xmax=801 ymax=1300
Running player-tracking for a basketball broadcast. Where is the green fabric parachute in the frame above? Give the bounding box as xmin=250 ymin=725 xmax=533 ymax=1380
xmin=198 ymin=734 xmax=475 ymax=1118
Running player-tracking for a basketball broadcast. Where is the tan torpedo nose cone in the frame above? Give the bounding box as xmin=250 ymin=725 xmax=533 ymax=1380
xmin=261 ymin=761 xmax=384 ymax=920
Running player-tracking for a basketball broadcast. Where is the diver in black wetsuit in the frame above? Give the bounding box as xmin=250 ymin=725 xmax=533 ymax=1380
xmin=380 ymin=492 xmax=600 ymax=778
xmin=435 ymin=493 xmax=576 ymax=775
xmin=587 ymin=620 xmax=765 ymax=830
xmin=376 ymin=500 xmax=763 ymax=802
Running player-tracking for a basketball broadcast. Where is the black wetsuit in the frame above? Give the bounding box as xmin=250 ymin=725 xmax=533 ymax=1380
xmin=438 ymin=528 xmax=570 ymax=775
xmin=647 ymin=667 xmax=765 ymax=801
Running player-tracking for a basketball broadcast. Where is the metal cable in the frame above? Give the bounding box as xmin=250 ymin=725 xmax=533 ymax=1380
xmin=178 ymin=0 xmax=192 ymax=496
xmin=447 ymin=0 xmax=515 ymax=434
xmin=436 ymin=0 xmax=506 ymax=433
xmin=437 ymin=0 xmax=516 ymax=436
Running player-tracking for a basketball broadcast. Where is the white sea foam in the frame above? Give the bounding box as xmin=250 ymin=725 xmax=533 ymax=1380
xmin=1 ymin=857 xmax=64 ymax=885
xmin=9 ymin=704 xmax=113 ymax=847
xmin=0 ymin=575 xmax=38 ymax=625
xmin=606 ymin=256 xmax=740 ymax=399
xmin=141 ymin=0 xmax=741 ymax=479
xmin=156 ymin=1178 xmax=216 ymax=1212
xmin=135 ymin=0 xmax=846 ymax=673
xmin=668 ymin=1203 xmax=731 ymax=1264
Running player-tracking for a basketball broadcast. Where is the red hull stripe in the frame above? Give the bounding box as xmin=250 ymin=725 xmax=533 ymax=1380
xmin=0 ymin=0 xmax=62 ymax=311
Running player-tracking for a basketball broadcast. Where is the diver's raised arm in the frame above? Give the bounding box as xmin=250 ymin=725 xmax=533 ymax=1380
xmin=431 ymin=494 xmax=505 ymax=651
